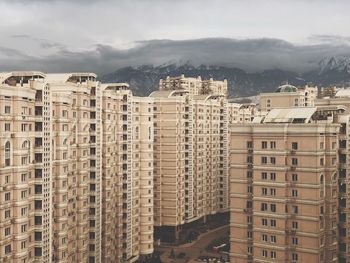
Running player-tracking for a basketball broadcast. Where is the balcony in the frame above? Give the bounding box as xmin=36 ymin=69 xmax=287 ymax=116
xmin=35 ymin=138 xmax=43 ymax=148
xmin=35 ymin=122 xmax=43 ymax=132
xmin=34 ymin=153 xmax=43 ymax=163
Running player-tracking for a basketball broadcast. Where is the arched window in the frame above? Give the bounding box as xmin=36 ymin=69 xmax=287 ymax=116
xmin=22 ymin=140 xmax=31 ymax=163
xmin=62 ymin=138 xmax=67 ymax=146
xmin=22 ymin=140 xmax=29 ymax=149
xmin=320 ymin=174 xmax=324 ymax=184
xmin=332 ymin=173 xmax=337 ymax=182
xmin=5 ymin=141 xmax=11 ymax=166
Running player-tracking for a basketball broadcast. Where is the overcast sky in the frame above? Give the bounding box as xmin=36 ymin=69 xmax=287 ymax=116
xmin=0 ymin=0 xmax=349 ymax=74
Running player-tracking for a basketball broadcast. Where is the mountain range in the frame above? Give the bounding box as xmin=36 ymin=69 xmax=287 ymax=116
xmin=101 ymin=56 xmax=350 ymax=98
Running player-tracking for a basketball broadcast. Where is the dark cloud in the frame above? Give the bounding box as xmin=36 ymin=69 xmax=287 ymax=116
xmin=10 ymin=34 xmax=65 ymax=49
xmin=0 ymin=46 xmax=32 ymax=58
xmin=0 ymin=38 xmax=350 ymax=75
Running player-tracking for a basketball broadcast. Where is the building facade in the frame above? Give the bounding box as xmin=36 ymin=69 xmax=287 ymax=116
xmin=152 ymin=75 xmax=229 ymax=242
xmin=230 ymin=107 xmax=342 ymax=263
xmin=0 ymin=72 xmax=153 ymax=263
xmin=260 ymin=84 xmax=317 ymax=112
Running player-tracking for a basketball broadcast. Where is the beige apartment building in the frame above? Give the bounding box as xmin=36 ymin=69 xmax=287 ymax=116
xmin=228 ymin=102 xmax=267 ymax=124
xmin=260 ymin=84 xmax=317 ymax=111
xmin=230 ymin=107 xmax=345 ymax=263
xmin=0 ymin=71 xmax=52 ymax=263
xmin=151 ymin=75 xmax=229 ymax=242
xmin=0 ymin=72 xmax=153 ymax=263
xmin=100 ymin=83 xmax=154 ymax=263
xmin=159 ymin=75 xmax=228 ymax=97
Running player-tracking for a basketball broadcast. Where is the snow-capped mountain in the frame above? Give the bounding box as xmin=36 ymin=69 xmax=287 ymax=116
xmin=101 ymin=57 xmax=350 ymax=98
xmin=319 ymin=56 xmax=350 ymax=74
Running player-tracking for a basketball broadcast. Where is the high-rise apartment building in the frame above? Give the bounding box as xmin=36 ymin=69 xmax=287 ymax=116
xmin=0 ymin=72 xmax=153 ymax=263
xmin=101 ymin=83 xmax=154 ymax=263
xmin=260 ymin=84 xmax=317 ymax=112
xmin=151 ymin=75 xmax=229 ymax=242
xmin=0 ymin=71 xmax=52 ymax=263
xmin=230 ymin=107 xmax=342 ymax=263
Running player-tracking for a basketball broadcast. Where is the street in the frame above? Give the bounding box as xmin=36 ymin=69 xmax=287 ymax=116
xmin=158 ymin=225 xmax=229 ymax=263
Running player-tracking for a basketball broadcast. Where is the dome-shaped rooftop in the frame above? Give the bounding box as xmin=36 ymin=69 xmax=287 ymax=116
xmin=275 ymin=84 xmax=298 ymax=93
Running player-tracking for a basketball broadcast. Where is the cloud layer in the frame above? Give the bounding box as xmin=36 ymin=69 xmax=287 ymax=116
xmin=0 ymin=0 xmax=350 ymax=75
xmin=0 ymin=38 xmax=350 ymax=75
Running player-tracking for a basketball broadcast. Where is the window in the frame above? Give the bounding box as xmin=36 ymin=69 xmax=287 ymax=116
xmin=247 ymin=156 xmax=253 ymax=163
xmin=5 ymin=227 xmax=10 ymax=236
xmin=262 ymin=250 xmax=268 ymax=257
xmin=332 ymin=141 xmax=336 ymax=149
xmin=270 ymin=235 xmax=276 ymax=243
xmin=320 ymin=158 xmax=324 ymax=166
xmin=247 ymin=171 xmax=253 ymax=178
xmin=266 ymin=99 xmax=271 ymax=107
xmin=261 ymin=203 xmax=268 ymax=211
xmin=292 ymin=158 xmax=298 ymax=165
xmin=5 ymin=192 xmax=10 ymax=201
xmin=262 ymin=141 xmax=267 ymax=149
xmin=292 ymin=221 xmax=298 ymax=229
xmin=270 ymin=188 xmax=276 ymax=196
xmin=270 ymin=173 xmax=276 ymax=180
xmin=5 ymin=141 xmax=11 ymax=166
xmin=4 ymin=106 xmax=11 ymax=114
xmin=21 ymin=224 xmax=27 ymax=233
xmin=292 ymin=189 xmax=298 ymax=197
xmin=292 ymin=142 xmax=298 ymax=150
xmin=292 ymin=173 xmax=298 ymax=181
xmin=34 ymin=247 xmax=42 ymax=257
xmin=247 ymin=216 xmax=252 ymax=223
xmin=4 ymin=123 xmax=10 ymax=131
xmin=21 ymin=173 xmax=27 ymax=182
xmin=270 ymin=204 xmax=276 ymax=212
xmin=262 ymin=188 xmax=267 ymax=195
xmin=262 ymin=172 xmax=267 ymax=179
xmin=21 ymin=241 xmax=26 ymax=249
xmin=270 ymin=141 xmax=276 ymax=149
xmin=247 ymin=231 xmax=252 ymax=239
xmin=292 ymin=205 xmax=298 ymax=214
xmin=292 ymin=253 xmax=298 ymax=261
xmin=292 ymin=237 xmax=298 ymax=245
xmin=5 ymin=210 xmax=10 ymax=219
xmin=247 ymin=141 xmax=253 ymax=148
xmin=262 ymin=218 xmax=268 ymax=226
xmin=271 ymin=219 xmax=276 ymax=227
xmin=262 ymin=234 xmax=268 ymax=242
xmin=270 ymin=157 xmax=276 ymax=164
xmin=248 ymin=246 xmax=253 ymax=254
xmin=5 ymin=244 xmax=11 ymax=254
xmin=271 ymin=251 xmax=276 ymax=259
xmin=261 ymin=157 xmax=267 ymax=164
xmin=320 ymin=142 xmax=324 ymax=149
